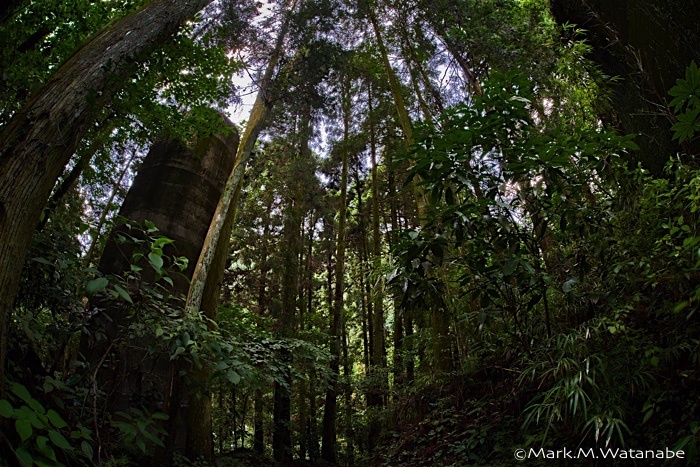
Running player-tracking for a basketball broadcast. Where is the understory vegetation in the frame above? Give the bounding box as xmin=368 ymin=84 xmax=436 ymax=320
xmin=0 ymin=0 xmax=698 ymax=465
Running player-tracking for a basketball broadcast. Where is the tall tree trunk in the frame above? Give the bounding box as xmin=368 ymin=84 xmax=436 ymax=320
xmin=218 ymin=386 xmax=226 ymax=453
xmin=253 ymin=389 xmax=264 ymax=454
xmin=356 ymin=173 xmax=374 ymax=369
xmin=374 ymin=12 xmax=460 ymax=377
xmin=342 ymin=314 xmax=355 ymax=464
xmin=273 ymin=266 xmax=296 ymax=463
xmin=273 ymin=209 xmax=300 ymax=464
xmin=365 ymin=78 xmax=387 ymax=448
xmin=186 ymin=151 xmax=244 ymax=462
xmin=273 ymin=198 xmax=301 ymax=462
xmin=356 ymin=185 xmax=371 ymax=371
xmin=321 ymin=78 xmax=351 ymax=463
xmin=367 ymin=12 xmax=427 ymax=223
xmin=0 ymin=0 xmax=215 ymax=393
xmin=308 ymin=370 xmax=320 ymax=461
xmin=185 ymin=0 xmax=299 ymax=316
xmin=368 ymin=10 xmax=412 ymax=142
xmin=405 ymin=317 xmax=415 ymax=383
xmin=370 ymin=93 xmax=385 ymax=379
xmin=273 ymin=101 xmax=312 ymax=464
xmin=297 ymin=214 xmax=315 ymax=460
xmin=254 ymin=197 xmax=273 ymax=456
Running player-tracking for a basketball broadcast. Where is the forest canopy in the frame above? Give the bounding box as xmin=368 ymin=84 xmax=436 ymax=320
xmin=0 ymin=0 xmax=699 ymax=465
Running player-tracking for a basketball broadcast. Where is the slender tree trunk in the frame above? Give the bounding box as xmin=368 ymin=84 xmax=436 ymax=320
xmin=356 ymin=177 xmax=374 ymax=369
xmin=0 ymin=0 xmax=215 ymax=393
xmin=306 ymin=216 xmax=314 ymax=323
xmin=370 ymin=94 xmax=384 ymax=380
xmin=298 ymin=376 xmax=309 ymax=460
xmin=321 ymin=78 xmax=351 ymax=463
xmin=367 ymin=14 xmax=427 ymax=223
xmin=84 ymin=146 xmax=139 ymax=266
xmin=185 ymin=0 xmax=298 ymax=315
xmin=366 ymin=78 xmax=387 ymax=448
xmin=273 ymin=203 xmax=301 ymax=463
xmin=342 ymin=314 xmax=355 ymax=465
xmin=231 ymin=387 xmax=238 ymax=449
xmin=405 ymin=317 xmax=415 ymax=383
xmin=272 ymin=322 xmax=294 ymax=463
xmin=218 ymin=386 xmax=225 ymax=453
xmin=186 ymin=147 xmax=243 ymax=462
xmin=254 ymin=198 xmax=272 ymax=456
xmin=308 ymin=370 xmax=320 ymax=461
xmin=357 ymin=193 xmax=371 ymax=371
xmin=273 ymin=99 xmax=311 ymax=464
xmin=253 ymin=389 xmax=264 ymax=454
xmin=368 ymin=10 xmax=412 ymax=142
xmin=297 ymin=220 xmax=309 ymax=460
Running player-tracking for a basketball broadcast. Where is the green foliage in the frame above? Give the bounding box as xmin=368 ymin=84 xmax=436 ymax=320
xmin=5 ymin=1 xmax=700 ymax=464
xmin=670 ymin=61 xmax=700 ymax=143
xmin=82 ymin=218 xmax=186 ymax=311
xmin=0 ymin=0 xmax=145 ymax=126
xmin=111 ymin=21 xmax=242 ymax=144
xmin=110 ymin=408 xmax=168 ymax=456
xmin=384 ymin=62 xmax=700 ymax=464
xmin=674 ymin=422 xmax=700 ymax=461
xmin=216 ymin=304 xmax=333 ymax=391
xmin=390 ymin=70 xmax=636 ymax=336
xmin=517 ymin=319 xmax=652 ymax=448
xmin=0 ymin=383 xmax=92 ymax=466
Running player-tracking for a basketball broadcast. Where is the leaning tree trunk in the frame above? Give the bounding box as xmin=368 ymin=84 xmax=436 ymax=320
xmin=0 ymin=0 xmax=215 ymax=393
xmin=185 ymin=0 xmax=299 ymax=316
xmin=185 ymin=150 xmax=244 ymax=462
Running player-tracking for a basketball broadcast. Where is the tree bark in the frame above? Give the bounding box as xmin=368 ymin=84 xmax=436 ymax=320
xmin=0 ymin=0 xmax=215 ymax=393
xmin=366 ymin=80 xmax=386 ymax=448
xmin=185 ymin=0 xmax=299 ymax=316
xmin=368 ymin=9 xmax=427 ymax=222
xmin=186 ymin=151 xmax=244 ymax=462
xmin=321 ymin=77 xmax=350 ymax=463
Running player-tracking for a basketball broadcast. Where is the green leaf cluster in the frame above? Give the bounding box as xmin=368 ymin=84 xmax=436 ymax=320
xmin=670 ymin=61 xmax=700 ymax=143
xmin=0 ymin=383 xmax=93 ymax=466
